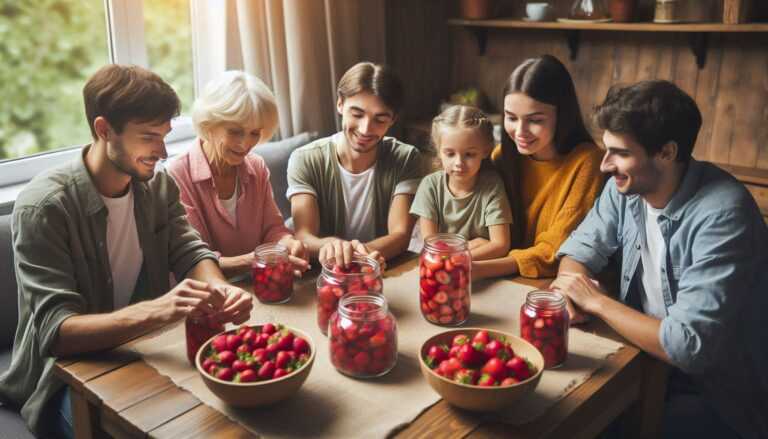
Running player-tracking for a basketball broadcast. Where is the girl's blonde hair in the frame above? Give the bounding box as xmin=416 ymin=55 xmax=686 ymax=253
xmin=192 ymin=71 xmax=279 ymax=142
xmin=431 ymin=105 xmax=494 ymax=151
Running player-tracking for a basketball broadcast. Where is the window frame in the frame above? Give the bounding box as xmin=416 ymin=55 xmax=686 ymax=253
xmin=0 ymin=0 xmax=198 ymax=190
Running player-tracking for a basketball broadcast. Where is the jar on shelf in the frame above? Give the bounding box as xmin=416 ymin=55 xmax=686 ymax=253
xmin=520 ymin=290 xmax=570 ymax=369
xmin=329 ymin=294 xmax=398 ymax=378
xmin=316 ymin=255 xmax=383 ymax=335
xmin=570 ymin=0 xmax=609 ymax=20
xmin=185 ymin=314 xmax=224 ymax=366
xmin=419 ymin=233 xmax=471 ymax=326
xmin=251 ymin=243 xmax=294 ymax=304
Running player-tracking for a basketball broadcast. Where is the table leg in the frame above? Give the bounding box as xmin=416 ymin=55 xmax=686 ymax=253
xmin=620 ymin=354 xmax=669 ymax=439
xmin=70 ymin=387 xmax=102 ymax=439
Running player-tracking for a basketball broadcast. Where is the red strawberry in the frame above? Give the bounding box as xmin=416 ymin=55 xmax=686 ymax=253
xmin=226 ymin=334 xmax=243 ymax=351
xmin=211 ymin=335 xmax=228 ymax=353
xmin=273 ymin=368 xmax=289 ymax=379
xmin=477 ymin=373 xmax=496 ymax=386
xmin=472 ymin=330 xmax=490 ymax=346
xmin=434 ymin=291 xmax=448 ymax=304
xmin=216 ymin=367 xmax=234 ymax=381
xmin=262 ymin=323 xmax=277 ymax=335
xmin=218 ymin=350 xmax=236 ymax=365
xmin=452 ymin=334 xmax=470 ymax=346
xmin=293 ymin=337 xmax=310 ymax=354
xmin=457 ymin=343 xmax=483 ymax=367
xmin=481 ymin=357 xmax=507 ymax=381
xmin=500 ymin=377 xmax=520 ymax=386
xmin=275 ymin=332 xmax=295 ymax=351
xmin=484 ymin=340 xmax=504 ymax=359
xmin=258 ymin=361 xmax=276 ymax=380
xmin=275 ymin=350 xmax=293 ymax=369
xmin=369 ymin=331 xmax=387 ymax=348
xmin=506 ymin=356 xmax=532 ymax=380
xmin=251 ymin=348 xmax=268 ymax=364
xmin=232 ymin=360 xmax=249 ymax=372
xmin=453 ymin=368 xmax=478 ymax=385
xmin=239 ymin=369 xmax=258 ymax=382
xmin=434 ymin=270 xmax=451 ymax=285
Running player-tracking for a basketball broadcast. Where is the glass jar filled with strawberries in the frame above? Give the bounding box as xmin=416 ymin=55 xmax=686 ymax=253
xmin=419 ymin=233 xmax=471 ymax=326
xmin=252 ymin=243 xmax=294 ymax=304
xmin=316 ymin=256 xmax=383 ymax=335
xmin=520 ymin=290 xmax=569 ymax=368
xmin=185 ymin=314 xmax=225 ymax=366
xmin=329 ymin=294 xmax=397 ymax=378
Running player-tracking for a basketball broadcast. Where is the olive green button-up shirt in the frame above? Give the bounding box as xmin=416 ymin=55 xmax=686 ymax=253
xmin=0 ymin=147 xmax=216 ymax=435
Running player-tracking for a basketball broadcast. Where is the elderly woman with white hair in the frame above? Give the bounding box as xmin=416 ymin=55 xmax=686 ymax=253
xmin=169 ymin=71 xmax=308 ymax=277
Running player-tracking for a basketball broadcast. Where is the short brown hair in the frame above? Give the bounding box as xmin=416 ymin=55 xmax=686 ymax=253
xmin=337 ymin=62 xmax=404 ymax=115
xmin=83 ymin=64 xmax=180 ymax=139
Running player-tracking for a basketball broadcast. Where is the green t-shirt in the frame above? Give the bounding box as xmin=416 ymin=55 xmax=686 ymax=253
xmin=410 ymin=168 xmax=513 ymax=240
xmin=287 ymin=134 xmax=425 ymax=239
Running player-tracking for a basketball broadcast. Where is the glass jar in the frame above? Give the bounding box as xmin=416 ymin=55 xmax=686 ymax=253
xmin=316 ymin=255 xmax=383 ymax=335
xmin=185 ymin=314 xmax=224 ymax=366
xmin=419 ymin=233 xmax=471 ymax=326
xmin=570 ymin=0 xmax=609 ymax=19
xmin=252 ymin=243 xmax=294 ymax=304
xmin=329 ymin=294 xmax=397 ymax=378
xmin=520 ymin=290 xmax=570 ymax=368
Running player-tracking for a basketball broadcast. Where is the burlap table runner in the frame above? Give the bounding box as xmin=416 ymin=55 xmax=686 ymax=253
xmin=130 ymin=267 xmax=623 ymax=438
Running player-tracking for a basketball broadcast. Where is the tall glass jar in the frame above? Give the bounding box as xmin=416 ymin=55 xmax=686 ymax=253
xmin=419 ymin=233 xmax=471 ymax=326
xmin=316 ymin=255 xmax=383 ymax=335
xmin=329 ymin=294 xmax=397 ymax=378
xmin=185 ymin=314 xmax=224 ymax=366
xmin=520 ymin=290 xmax=570 ymax=368
xmin=252 ymin=243 xmax=294 ymax=304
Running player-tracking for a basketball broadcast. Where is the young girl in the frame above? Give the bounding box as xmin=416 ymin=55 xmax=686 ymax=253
xmin=410 ymin=105 xmax=513 ymax=260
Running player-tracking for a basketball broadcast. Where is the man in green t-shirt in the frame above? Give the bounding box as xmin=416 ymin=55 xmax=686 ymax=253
xmin=287 ymin=62 xmax=424 ymax=265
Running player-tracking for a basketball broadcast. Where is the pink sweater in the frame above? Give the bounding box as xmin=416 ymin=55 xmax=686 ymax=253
xmin=168 ymin=139 xmax=291 ymax=258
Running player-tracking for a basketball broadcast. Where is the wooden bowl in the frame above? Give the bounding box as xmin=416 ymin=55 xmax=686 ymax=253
xmin=419 ymin=327 xmax=544 ymax=412
xmin=196 ymin=324 xmax=315 ymax=407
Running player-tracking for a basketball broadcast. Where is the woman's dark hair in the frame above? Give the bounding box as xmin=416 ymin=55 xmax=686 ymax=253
xmin=594 ymin=80 xmax=701 ymax=162
xmin=501 ymin=54 xmax=593 ymax=157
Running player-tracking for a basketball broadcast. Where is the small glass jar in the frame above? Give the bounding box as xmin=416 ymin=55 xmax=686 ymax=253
xmin=185 ymin=314 xmax=224 ymax=366
xmin=329 ymin=294 xmax=397 ymax=378
xmin=252 ymin=243 xmax=294 ymax=304
xmin=520 ymin=290 xmax=570 ymax=369
xmin=316 ymin=255 xmax=383 ymax=335
xmin=419 ymin=233 xmax=471 ymax=326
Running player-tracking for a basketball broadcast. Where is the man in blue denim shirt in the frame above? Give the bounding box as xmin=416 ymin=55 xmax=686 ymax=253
xmin=554 ymin=80 xmax=768 ymax=439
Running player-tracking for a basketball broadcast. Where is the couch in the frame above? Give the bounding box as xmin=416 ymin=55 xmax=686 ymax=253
xmin=0 ymin=131 xmax=317 ymax=437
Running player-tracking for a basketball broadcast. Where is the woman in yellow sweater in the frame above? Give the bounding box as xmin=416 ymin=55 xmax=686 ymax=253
xmin=474 ymin=54 xmax=604 ymax=279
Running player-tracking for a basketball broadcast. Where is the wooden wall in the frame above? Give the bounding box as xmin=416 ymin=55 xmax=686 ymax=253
xmin=385 ymin=0 xmax=768 ymax=171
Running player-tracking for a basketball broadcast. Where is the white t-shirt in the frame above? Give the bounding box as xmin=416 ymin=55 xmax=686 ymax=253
xmin=219 ymin=177 xmax=238 ymax=227
xmin=101 ymin=188 xmax=143 ymax=310
xmin=640 ymin=200 xmax=667 ymax=319
xmin=338 ymin=161 xmax=376 ymax=242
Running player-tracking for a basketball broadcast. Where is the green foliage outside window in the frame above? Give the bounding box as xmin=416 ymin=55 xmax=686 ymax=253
xmin=0 ymin=0 xmax=193 ymax=162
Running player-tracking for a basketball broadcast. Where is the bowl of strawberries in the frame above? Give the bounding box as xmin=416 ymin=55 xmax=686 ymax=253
xmin=419 ymin=328 xmax=544 ymax=411
xmin=196 ymin=323 xmax=315 ymax=407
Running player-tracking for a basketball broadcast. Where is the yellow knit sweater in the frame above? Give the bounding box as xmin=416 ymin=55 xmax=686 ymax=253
xmin=491 ymin=142 xmax=605 ymax=278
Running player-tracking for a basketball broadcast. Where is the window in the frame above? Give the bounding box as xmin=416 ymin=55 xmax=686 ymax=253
xmin=0 ymin=0 xmax=195 ymax=188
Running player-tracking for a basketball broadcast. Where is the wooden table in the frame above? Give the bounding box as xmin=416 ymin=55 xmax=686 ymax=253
xmin=54 ymin=258 xmax=668 ymax=439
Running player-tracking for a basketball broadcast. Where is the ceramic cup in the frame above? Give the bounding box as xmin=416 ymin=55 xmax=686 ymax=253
xmin=526 ymin=2 xmax=552 ymax=21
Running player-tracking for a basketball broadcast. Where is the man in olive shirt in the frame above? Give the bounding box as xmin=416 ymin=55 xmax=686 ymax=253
xmin=0 ymin=65 xmax=253 ymax=438
xmin=287 ymin=62 xmax=424 ymax=266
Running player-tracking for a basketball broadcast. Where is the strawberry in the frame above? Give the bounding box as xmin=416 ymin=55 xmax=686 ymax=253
xmin=262 ymin=323 xmax=277 ymax=335
xmin=293 ymin=337 xmax=310 ymax=354
xmin=216 ymin=367 xmax=234 ymax=381
xmin=506 ymin=356 xmax=532 ymax=380
xmin=500 ymin=377 xmax=519 ymax=386
xmin=453 ymin=368 xmax=478 ymax=385
xmin=273 ymin=368 xmax=289 ymax=379
xmin=472 ymin=330 xmax=490 ymax=346
xmin=452 ymin=334 xmax=470 ymax=346
xmin=258 ymin=361 xmax=276 ymax=380
xmin=232 ymin=359 xmax=249 ymax=373
xmin=434 ymin=270 xmax=452 ymax=285
xmin=434 ymin=291 xmax=448 ymax=304
xmin=218 ymin=350 xmax=236 ymax=365
xmin=211 ymin=335 xmax=228 ymax=353
xmin=477 ymin=373 xmax=496 ymax=387
xmin=239 ymin=369 xmax=258 ymax=382
xmin=457 ymin=343 xmax=483 ymax=367
xmin=481 ymin=357 xmax=507 ymax=381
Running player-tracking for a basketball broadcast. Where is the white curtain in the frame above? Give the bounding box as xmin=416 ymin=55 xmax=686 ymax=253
xmin=191 ymin=0 xmax=386 ymax=139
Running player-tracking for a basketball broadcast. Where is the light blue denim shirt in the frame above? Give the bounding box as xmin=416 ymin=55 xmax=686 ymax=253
xmin=558 ymin=159 xmax=768 ymax=439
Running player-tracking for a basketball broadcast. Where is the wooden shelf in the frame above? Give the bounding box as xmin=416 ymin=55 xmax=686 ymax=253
xmin=447 ymin=19 xmax=768 ymax=68
xmin=447 ymin=19 xmax=768 ymax=32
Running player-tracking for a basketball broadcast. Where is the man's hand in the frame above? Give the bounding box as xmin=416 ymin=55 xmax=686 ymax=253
xmin=146 ymin=279 xmax=226 ymax=325
xmin=279 ymin=236 xmax=311 ymax=277
xmin=319 ymin=239 xmax=387 ymax=271
xmin=550 ymin=272 xmax=608 ymax=325
xmin=211 ymin=284 xmax=254 ymax=325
